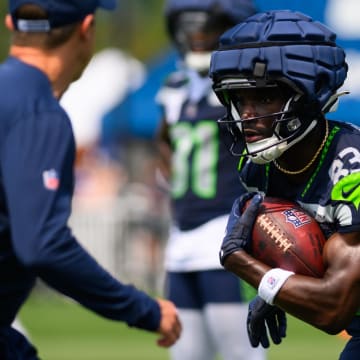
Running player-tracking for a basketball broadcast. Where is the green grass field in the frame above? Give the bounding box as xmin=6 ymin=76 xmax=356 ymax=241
xmin=18 ymin=291 xmax=347 ymax=360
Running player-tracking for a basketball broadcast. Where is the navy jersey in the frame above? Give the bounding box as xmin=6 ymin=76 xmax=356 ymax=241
xmin=238 ymin=119 xmax=360 ymax=330
xmin=0 ymin=57 xmax=160 ymax=330
xmin=157 ymin=69 xmax=243 ymax=230
xmin=238 ymin=120 xmax=360 ymax=235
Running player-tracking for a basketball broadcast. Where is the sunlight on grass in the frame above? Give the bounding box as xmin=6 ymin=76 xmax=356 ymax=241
xmin=19 ymin=291 xmax=347 ymax=360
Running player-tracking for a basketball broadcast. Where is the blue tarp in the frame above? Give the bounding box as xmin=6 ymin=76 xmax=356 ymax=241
xmin=100 ymin=49 xmax=178 ymax=149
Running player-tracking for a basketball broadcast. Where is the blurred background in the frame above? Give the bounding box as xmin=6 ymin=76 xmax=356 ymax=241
xmin=0 ymin=0 xmax=359 ymax=293
xmin=0 ymin=0 xmax=359 ymax=358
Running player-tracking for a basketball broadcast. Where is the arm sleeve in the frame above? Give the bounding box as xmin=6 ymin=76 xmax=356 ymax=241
xmin=1 ymin=110 xmax=160 ymax=331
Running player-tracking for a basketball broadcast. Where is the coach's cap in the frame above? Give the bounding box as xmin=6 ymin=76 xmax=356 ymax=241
xmin=10 ymin=0 xmax=117 ymax=32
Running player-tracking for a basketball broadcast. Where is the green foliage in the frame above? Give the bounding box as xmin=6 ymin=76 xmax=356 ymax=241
xmin=107 ymin=0 xmax=169 ymax=61
xmin=0 ymin=2 xmax=9 ymax=61
xmin=19 ymin=291 xmax=347 ymax=360
xmin=0 ymin=0 xmax=170 ymax=62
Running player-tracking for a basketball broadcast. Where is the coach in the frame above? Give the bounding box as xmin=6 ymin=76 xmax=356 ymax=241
xmin=0 ymin=1 xmax=181 ymax=358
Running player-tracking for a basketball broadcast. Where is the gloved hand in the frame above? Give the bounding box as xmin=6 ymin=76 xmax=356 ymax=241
xmin=247 ymin=295 xmax=287 ymax=348
xmin=219 ymin=192 xmax=262 ymax=266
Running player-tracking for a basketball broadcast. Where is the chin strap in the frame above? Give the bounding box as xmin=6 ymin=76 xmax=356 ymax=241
xmin=249 ymin=118 xmax=318 ymax=165
xmin=247 ymin=94 xmax=317 ymax=164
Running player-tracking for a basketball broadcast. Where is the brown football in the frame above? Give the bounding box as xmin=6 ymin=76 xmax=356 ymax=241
xmin=250 ymin=197 xmax=326 ymax=277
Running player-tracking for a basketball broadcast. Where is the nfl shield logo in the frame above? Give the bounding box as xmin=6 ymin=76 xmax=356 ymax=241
xmin=43 ymin=169 xmax=60 ymax=191
xmin=283 ymin=209 xmax=311 ymax=228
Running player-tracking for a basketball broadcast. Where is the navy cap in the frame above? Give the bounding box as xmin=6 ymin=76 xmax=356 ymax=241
xmin=10 ymin=0 xmax=117 ymax=32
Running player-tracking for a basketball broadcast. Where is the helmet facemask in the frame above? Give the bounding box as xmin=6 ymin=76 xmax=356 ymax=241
xmin=208 ymin=10 xmax=348 ymax=163
xmin=215 ymin=78 xmax=319 ymax=164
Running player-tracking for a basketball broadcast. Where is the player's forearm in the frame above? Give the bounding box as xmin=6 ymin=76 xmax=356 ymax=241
xmin=273 ymin=273 xmax=357 ymax=334
xmin=224 ymin=250 xmax=270 ymax=288
xmin=225 ymin=250 xmax=357 ymax=333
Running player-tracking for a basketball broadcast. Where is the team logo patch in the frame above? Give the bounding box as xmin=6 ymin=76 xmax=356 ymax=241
xmin=42 ymin=169 xmax=60 ymax=191
xmin=283 ymin=208 xmax=311 ymax=228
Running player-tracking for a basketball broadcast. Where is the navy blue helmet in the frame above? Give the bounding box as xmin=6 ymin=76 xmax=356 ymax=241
xmin=209 ymin=10 xmax=348 ymax=163
xmin=164 ymin=0 xmax=257 ymax=73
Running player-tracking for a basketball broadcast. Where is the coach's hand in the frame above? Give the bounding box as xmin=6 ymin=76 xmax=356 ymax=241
xmin=156 ymin=298 xmax=182 ymax=347
xmin=247 ymin=296 xmax=287 ymax=348
xmin=219 ymin=192 xmax=262 ymax=266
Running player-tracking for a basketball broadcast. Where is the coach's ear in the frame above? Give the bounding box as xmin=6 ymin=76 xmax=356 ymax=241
xmin=5 ymin=14 xmax=15 ymax=31
xmin=79 ymin=14 xmax=95 ymax=40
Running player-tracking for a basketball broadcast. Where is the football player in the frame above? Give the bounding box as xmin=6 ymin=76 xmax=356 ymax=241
xmin=156 ymin=1 xmax=266 ymax=359
xmin=209 ymin=9 xmax=360 ymax=359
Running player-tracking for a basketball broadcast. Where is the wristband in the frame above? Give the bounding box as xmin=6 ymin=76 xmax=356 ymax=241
xmin=258 ymin=268 xmax=294 ymax=305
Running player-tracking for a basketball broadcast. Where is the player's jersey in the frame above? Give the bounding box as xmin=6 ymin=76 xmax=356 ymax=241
xmin=0 ymin=57 xmax=160 ymax=330
xmin=238 ymin=120 xmax=360 ymax=236
xmin=238 ymin=119 xmax=360 ymax=331
xmin=157 ymin=69 xmax=242 ymax=231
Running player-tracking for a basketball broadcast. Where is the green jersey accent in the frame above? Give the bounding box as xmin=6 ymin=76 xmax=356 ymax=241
xmin=170 ymin=120 xmax=219 ymax=199
xmin=332 ymin=172 xmax=360 ymax=210
xmin=237 ymin=150 xmax=247 ymax=172
xmin=301 ymin=125 xmax=340 ymax=198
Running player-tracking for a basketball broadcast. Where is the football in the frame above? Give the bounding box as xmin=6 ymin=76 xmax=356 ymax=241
xmin=250 ymin=197 xmax=326 ymax=277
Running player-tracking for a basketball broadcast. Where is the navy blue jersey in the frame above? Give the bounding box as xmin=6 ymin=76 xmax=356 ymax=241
xmin=238 ymin=119 xmax=360 ymax=330
xmin=157 ymin=69 xmax=243 ymax=230
xmin=0 ymin=57 xmax=160 ymax=330
xmin=238 ymin=120 xmax=360 ymax=235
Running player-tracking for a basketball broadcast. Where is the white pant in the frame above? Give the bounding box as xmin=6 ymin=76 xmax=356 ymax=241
xmin=169 ymin=304 xmax=266 ymax=360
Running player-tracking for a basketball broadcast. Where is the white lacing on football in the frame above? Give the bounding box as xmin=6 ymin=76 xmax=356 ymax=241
xmin=257 ymin=214 xmax=293 ymax=252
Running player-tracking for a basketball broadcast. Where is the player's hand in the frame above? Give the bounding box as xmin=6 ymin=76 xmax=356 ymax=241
xmin=219 ymin=192 xmax=262 ymax=265
xmin=247 ymin=296 xmax=286 ymax=348
xmin=156 ymin=298 xmax=182 ymax=347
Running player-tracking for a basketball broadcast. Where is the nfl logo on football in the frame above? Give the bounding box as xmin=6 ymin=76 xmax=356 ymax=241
xmin=283 ymin=209 xmax=311 ymax=228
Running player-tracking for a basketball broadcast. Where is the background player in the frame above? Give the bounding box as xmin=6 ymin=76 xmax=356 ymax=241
xmin=156 ymin=1 xmax=265 ymax=359
xmin=0 ymin=1 xmax=181 ymax=358
xmin=209 ymin=9 xmax=360 ymax=359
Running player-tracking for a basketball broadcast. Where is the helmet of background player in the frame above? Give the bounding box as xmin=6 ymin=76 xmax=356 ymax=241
xmin=164 ymin=0 xmax=257 ymax=74
xmin=209 ymin=10 xmax=348 ymax=164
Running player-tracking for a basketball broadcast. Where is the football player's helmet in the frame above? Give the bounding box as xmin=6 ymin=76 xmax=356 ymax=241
xmin=209 ymin=10 xmax=348 ymax=164
xmin=164 ymin=0 xmax=256 ymax=73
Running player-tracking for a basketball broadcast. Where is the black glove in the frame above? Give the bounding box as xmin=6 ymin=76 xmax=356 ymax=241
xmin=219 ymin=192 xmax=262 ymax=265
xmin=247 ymin=296 xmax=287 ymax=348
